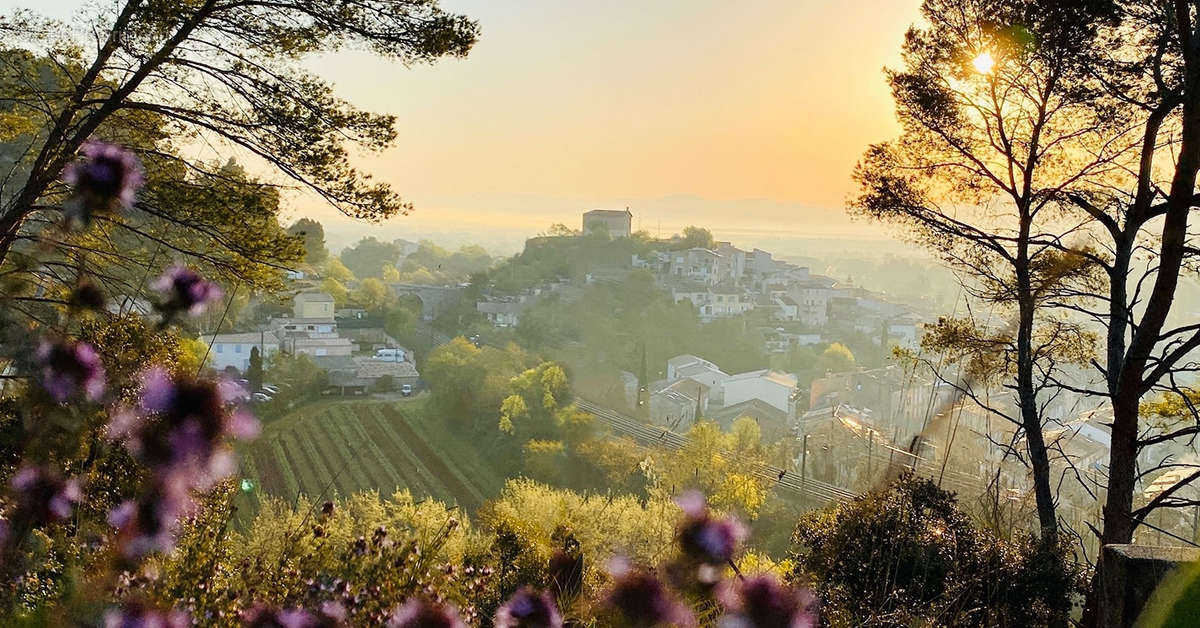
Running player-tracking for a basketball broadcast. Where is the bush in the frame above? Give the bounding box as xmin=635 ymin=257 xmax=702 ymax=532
xmin=788 ymin=473 xmax=1082 ymax=627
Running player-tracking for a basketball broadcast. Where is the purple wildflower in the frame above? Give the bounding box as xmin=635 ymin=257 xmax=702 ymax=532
xmin=36 ymin=339 xmax=105 ymax=402
xmin=10 ymin=465 xmax=82 ymax=526
xmin=121 ymin=368 xmax=258 ymax=487
xmin=103 ymin=599 xmax=191 ymax=628
xmin=605 ymin=561 xmax=694 ymax=627
xmin=675 ymin=492 xmax=745 ymax=566
xmin=495 ymin=588 xmax=562 ymax=628
xmin=152 ymin=264 xmax=223 ymax=317
xmin=62 ymin=140 xmax=144 ymax=225
xmin=240 ymin=603 xmax=335 ymax=628
xmin=107 ymin=368 xmax=258 ymax=559
xmin=387 ymin=599 xmax=467 ymax=628
xmin=716 ymin=575 xmax=815 ymax=628
xmin=107 ymin=485 xmax=191 ymax=560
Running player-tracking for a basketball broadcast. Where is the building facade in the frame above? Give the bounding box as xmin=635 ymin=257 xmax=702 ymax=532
xmin=582 ymin=209 xmax=633 ymax=238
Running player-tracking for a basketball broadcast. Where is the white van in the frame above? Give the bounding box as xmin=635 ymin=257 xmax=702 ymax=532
xmin=374 ymin=348 xmax=404 ymax=361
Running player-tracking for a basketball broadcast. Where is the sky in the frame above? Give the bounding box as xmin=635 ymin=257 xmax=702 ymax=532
xmin=3 ymin=0 xmax=925 ymax=254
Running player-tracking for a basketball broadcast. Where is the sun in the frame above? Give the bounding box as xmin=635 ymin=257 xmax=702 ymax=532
xmin=972 ymin=51 xmax=996 ymax=74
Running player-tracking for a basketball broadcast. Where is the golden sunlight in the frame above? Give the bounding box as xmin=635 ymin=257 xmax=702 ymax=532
xmin=972 ymin=50 xmax=995 ymax=74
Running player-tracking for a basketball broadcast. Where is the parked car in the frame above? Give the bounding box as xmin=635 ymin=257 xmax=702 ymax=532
xmin=252 ymin=392 xmax=273 ymax=402
xmin=400 ymin=384 xmax=413 ymax=397
xmin=374 ymin=348 xmax=405 ymax=361
xmin=260 ymin=384 xmax=279 ymax=395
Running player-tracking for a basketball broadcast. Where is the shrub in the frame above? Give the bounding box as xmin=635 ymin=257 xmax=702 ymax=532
xmin=788 ymin=473 xmax=1082 ymax=627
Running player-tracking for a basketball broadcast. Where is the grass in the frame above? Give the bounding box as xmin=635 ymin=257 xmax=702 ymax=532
xmin=235 ymin=396 xmax=510 ymax=520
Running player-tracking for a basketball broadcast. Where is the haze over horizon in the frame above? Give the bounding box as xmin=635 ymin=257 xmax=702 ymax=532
xmin=3 ymin=0 xmax=924 ymax=254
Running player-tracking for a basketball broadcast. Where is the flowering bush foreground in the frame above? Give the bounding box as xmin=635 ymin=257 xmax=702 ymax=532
xmin=0 ymin=142 xmax=815 ymax=626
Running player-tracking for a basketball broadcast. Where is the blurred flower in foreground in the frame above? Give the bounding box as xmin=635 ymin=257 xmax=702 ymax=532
xmin=107 ymin=484 xmax=187 ymax=560
xmin=495 ymin=587 xmax=562 ymax=628
xmin=716 ymin=574 xmax=815 ymax=628
xmin=240 ymin=603 xmax=332 ymax=627
xmin=69 ymin=281 xmax=108 ymax=311
xmin=37 ymin=339 xmax=105 ymax=402
xmin=604 ymin=559 xmax=694 ymax=627
xmin=115 ymin=367 xmax=258 ymax=485
xmin=62 ymin=140 xmax=144 ymax=225
xmin=152 ymin=264 xmax=223 ymax=318
xmin=675 ymin=491 xmax=745 ymax=566
xmin=104 ymin=598 xmax=190 ymax=628
xmin=10 ymin=465 xmax=81 ymax=526
xmin=106 ymin=367 xmax=258 ymax=559
xmin=388 ymin=599 xmax=467 ymax=628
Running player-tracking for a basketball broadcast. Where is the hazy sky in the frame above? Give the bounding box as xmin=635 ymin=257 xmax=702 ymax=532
xmin=4 ymin=0 xmax=924 ymax=252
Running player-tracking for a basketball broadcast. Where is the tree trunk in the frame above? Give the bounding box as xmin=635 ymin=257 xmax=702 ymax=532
xmin=1017 ymin=288 xmax=1058 ymax=538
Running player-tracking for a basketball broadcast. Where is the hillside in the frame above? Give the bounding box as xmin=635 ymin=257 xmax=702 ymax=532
xmin=238 ymin=397 xmax=508 ymax=515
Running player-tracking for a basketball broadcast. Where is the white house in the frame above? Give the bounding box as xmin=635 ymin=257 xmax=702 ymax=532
xmin=714 ymin=241 xmax=747 ymax=283
xmin=773 ymin=296 xmax=799 ymax=321
xmin=667 ymin=354 xmax=723 ymax=381
xmin=650 ymin=378 xmax=709 ymax=430
xmin=271 ymin=317 xmax=338 ymax=337
xmin=210 ymin=331 xmax=279 ymax=372
xmin=669 ymin=248 xmax=721 ymax=285
xmin=788 ymin=277 xmax=836 ymax=328
xmin=721 ymin=369 xmax=798 ymax=414
xmin=477 ymin=299 xmax=526 ymax=327
xmin=287 ymin=335 xmax=353 ymax=358
xmin=700 ymin=284 xmax=754 ymax=320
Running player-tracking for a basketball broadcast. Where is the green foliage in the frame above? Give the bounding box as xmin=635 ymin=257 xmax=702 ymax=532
xmin=522 ymin=439 xmax=567 ymax=483
xmin=790 ymin=473 xmax=1082 ymax=627
xmin=340 ymin=237 xmax=401 ymax=279
xmin=730 ymin=416 xmax=762 ymax=454
xmin=423 ymin=338 xmax=530 ymax=431
xmin=398 ymin=240 xmax=493 ymax=284
xmin=320 ymin=277 xmax=348 ymax=307
xmin=149 ymin=489 xmax=490 ymax=624
xmin=652 ymin=421 xmax=768 ymax=517
xmin=573 ymin=437 xmax=650 ymax=496
xmin=680 ymin=225 xmax=715 ymax=249
xmin=287 ymin=218 xmax=328 ymax=265
xmin=498 ymin=362 xmax=571 ymax=438
xmin=352 ymin=277 xmax=393 ymax=314
xmin=816 ymin=342 xmax=856 ymax=374
xmin=247 ymin=347 xmax=264 ymax=392
xmin=481 ymin=478 xmax=681 ymax=574
xmin=321 ymin=258 xmax=355 ymax=283
xmin=1141 ymin=389 xmax=1200 ymax=434
xmin=260 ymin=352 xmax=327 ymax=418
xmin=486 ymin=233 xmax=652 ymax=295
xmin=513 ymin=273 xmax=767 ymax=390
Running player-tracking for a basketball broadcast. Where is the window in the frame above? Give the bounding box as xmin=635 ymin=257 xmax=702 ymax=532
xmin=234 ymin=345 xmax=242 ymax=353
xmin=315 ymin=348 xmax=328 ymax=356
xmin=216 ymin=345 xmax=223 ymax=353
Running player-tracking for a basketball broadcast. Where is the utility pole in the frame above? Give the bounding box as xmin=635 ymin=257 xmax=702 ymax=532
xmin=867 ymin=431 xmax=874 ymax=484
xmin=800 ymin=433 xmax=809 ymax=498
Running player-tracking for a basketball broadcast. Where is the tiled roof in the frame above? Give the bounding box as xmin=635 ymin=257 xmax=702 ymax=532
xmin=294 ymin=291 xmax=334 ymax=302
xmin=353 ymin=357 xmax=419 ymax=379
xmin=210 ymin=331 xmax=279 ymax=344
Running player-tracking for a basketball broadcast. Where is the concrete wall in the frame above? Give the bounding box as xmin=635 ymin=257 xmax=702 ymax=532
xmin=1101 ymin=544 xmax=1200 ymax=628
